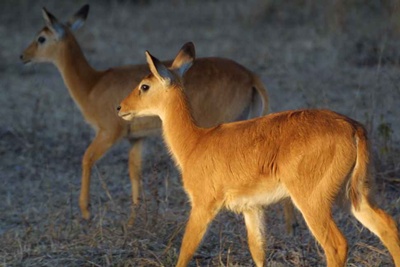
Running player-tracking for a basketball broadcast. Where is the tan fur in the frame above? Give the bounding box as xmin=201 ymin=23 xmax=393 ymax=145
xmin=118 ymin=46 xmax=400 ymax=267
xmin=20 ymin=5 xmax=270 ymax=223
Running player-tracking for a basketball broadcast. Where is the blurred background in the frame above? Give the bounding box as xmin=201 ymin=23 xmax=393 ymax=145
xmin=1 ymin=0 xmax=400 ymax=266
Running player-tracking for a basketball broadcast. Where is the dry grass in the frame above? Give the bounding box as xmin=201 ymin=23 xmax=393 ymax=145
xmin=1 ymin=0 xmax=400 ymax=266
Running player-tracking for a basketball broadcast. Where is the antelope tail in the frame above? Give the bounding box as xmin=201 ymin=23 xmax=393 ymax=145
xmin=348 ymin=125 xmax=369 ymax=211
xmin=249 ymin=75 xmax=269 ymax=118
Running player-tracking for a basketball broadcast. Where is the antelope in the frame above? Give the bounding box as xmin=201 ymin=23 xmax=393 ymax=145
xmin=19 ymin=5 xmax=298 ymax=228
xmin=117 ymin=44 xmax=400 ymax=267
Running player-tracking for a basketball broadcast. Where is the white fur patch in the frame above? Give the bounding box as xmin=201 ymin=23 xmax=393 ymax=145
xmin=224 ymin=184 xmax=289 ymax=213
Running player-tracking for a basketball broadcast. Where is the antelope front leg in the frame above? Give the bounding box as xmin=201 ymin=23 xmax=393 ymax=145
xmin=127 ymin=138 xmax=143 ymax=226
xmin=80 ymin=131 xmax=116 ymax=220
xmin=176 ymin=205 xmax=218 ymax=267
xmin=243 ymin=208 xmax=266 ymax=267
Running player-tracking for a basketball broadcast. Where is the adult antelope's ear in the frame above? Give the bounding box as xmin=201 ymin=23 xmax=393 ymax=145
xmin=66 ymin=4 xmax=89 ymax=31
xmin=146 ymin=51 xmax=175 ymax=86
xmin=42 ymin=7 xmax=65 ymax=39
xmin=171 ymin=42 xmax=195 ymax=77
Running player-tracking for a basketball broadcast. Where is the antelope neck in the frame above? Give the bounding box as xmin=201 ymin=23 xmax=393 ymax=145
xmin=54 ymin=36 xmax=101 ymax=109
xmin=161 ymin=88 xmax=203 ymax=169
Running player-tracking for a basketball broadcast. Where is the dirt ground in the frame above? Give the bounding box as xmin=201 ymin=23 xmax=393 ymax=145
xmin=1 ymin=0 xmax=400 ymax=266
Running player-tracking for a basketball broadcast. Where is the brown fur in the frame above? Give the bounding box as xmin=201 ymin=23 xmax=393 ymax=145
xmin=118 ymin=46 xmax=400 ymax=267
xmin=20 ymin=5 xmax=270 ymax=224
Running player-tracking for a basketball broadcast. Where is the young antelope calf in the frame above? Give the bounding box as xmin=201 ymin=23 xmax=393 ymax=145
xmin=117 ymin=45 xmax=400 ymax=267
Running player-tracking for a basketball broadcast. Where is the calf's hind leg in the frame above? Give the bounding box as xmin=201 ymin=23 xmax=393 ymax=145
xmin=351 ymin=196 xmax=400 ymax=266
xmin=292 ymin=198 xmax=348 ymax=267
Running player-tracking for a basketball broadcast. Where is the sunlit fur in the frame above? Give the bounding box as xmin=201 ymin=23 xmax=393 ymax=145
xmin=20 ymin=5 xmax=271 ymax=224
xmin=119 ymin=47 xmax=400 ymax=267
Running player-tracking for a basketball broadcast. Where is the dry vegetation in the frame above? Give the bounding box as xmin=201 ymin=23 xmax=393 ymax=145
xmin=1 ymin=0 xmax=400 ymax=266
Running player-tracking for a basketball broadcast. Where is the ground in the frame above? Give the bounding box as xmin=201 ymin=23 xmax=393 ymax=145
xmin=0 ymin=0 xmax=399 ymax=266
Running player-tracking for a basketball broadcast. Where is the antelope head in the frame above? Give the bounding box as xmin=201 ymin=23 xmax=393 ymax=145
xmin=20 ymin=4 xmax=89 ymax=64
xmin=117 ymin=42 xmax=195 ymax=121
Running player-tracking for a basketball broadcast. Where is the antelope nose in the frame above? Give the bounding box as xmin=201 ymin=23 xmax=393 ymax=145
xmin=117 ymin=106 xmax=121 ymax=111
xmin=20 ymin=54 xmax=23 ymax=60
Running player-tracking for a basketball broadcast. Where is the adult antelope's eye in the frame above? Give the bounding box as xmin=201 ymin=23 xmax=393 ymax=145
xmin=37 ymin=36 xmax=46 ymax=44
xmin=140 ymin=84 xmax=150 ymax=91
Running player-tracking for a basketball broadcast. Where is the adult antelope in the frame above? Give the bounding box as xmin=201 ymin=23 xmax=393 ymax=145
xmin=20 ymin=5 xmax=287 ymax=225
xmin=117 ymin=44 xmax=400 ymax=267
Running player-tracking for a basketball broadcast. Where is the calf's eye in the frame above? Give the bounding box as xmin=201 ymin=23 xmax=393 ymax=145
xmin=140 ymin=84 xmax=150 ymax=91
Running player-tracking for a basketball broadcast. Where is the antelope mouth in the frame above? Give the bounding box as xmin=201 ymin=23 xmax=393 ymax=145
xmin=118 ymin=111 xmax=135 ymax=121
xmin=20 ymin=54 xmax=31 ymax=64
xmin=21 ymin=59 xmax=31 ymax=65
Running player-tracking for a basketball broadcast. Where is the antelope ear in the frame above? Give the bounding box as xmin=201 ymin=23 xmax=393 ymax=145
xmin=171 ymin=42 xmax=195 ymax=77
xmin=146 ymin=51 xmax=175 ymax=86
xmin=66 ymin=4 xmax=89 ymax=31
xmin=42 ymin=7 xmax=65 ymax=39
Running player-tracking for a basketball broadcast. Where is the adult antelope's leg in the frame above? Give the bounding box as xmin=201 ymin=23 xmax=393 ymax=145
xmin=176 ymin=203 xmax=219 ymax=267
xmin=127 ymin=138 xmax=143 ymax=226
xmin=243 ymin=208 xmax=266 ymax=267
xmin=80 ymin=130 xmax=117 ymax=220
xmin=283 ymin=199 xmax=297 ymax=235
xmin=294 ymin=200 xmax=348 ymax=267
xmin=351 ymin=196 xmax=400 ymax=266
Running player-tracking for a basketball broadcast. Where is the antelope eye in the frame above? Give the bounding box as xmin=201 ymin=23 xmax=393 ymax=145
xmin=140 ymin=84 xmax=150 ymax=91
xmin=37 ymin=36 xmax=46 ymax=44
